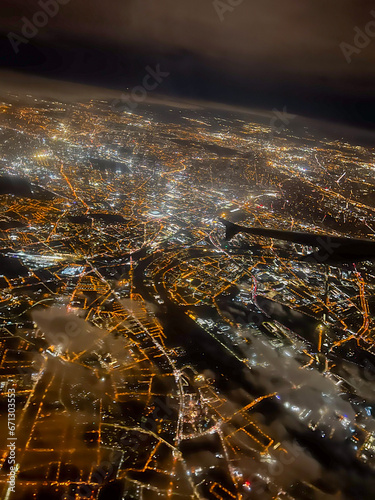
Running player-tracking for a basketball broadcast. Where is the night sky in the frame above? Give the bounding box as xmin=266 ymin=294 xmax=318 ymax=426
xmin=1 ymin=0 xmax=375 ymax=129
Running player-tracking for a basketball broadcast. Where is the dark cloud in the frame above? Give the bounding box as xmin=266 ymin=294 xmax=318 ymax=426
xmin=1 ymin=0 xmax=375 ymax=127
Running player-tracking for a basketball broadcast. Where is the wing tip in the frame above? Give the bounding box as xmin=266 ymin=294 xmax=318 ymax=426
xmin=218 ymin=218 xmax=241 ymax=241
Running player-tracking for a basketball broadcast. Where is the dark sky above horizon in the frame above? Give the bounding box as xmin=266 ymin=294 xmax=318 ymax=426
xmin=1 ymin=0 xmax=375 ymax=128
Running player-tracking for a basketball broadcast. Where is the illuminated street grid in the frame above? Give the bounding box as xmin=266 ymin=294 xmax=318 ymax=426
xmin=0 ymin=95 xmax=374 ymax=499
